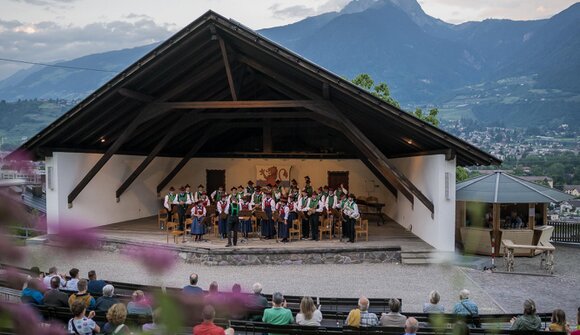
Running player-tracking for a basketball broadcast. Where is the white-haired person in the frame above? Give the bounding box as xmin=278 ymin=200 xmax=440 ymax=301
xmin=345 ymin=296 xmax=378 ymax=327
xmin=247 ymin=282 xmax=268 ymax=321
xmin=380 ymin=298 xmax=406 ymax=327
xmin=423 ymin=290 xmax=445 ymax=313
xmin=94 ymin=284 xmax=119 ymax=312
xmin=452 ymin=289 xmax=478 ymax=316
xmin=404 ymin=317 xmax=419 ymax=335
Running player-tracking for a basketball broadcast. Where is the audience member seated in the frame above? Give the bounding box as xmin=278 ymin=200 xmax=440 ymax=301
xmin=42 ymin=266 xmax=66 ymax=289
xmin=204 ymin=281 xmax=223 ymax=307
xmin=296 ymin=296 xmax=322 ymax=326
xmin=68 ymin=300 xmax=100 ymax=335
xmin=510 ymin=299 xmax=541 ymax=331
xmin=44 ymin=276 xmax=69 ymax=308
xmin=95 ymin=284 xmax=119 ymax=312
xmin=103 ymin=303 xmax=131 ymax=335
xmin=142 ymin=308 xmax=163 ymax=334
xmin=262 ymin=292 xmax=294 ymax=326
xmin=68 ymin=279 xmax=96 ymax=310
xmin=450 ymin=320 xmax=469 ymax=335
xmin=127 ymin=290 xmax=152 ymax=315
xmin=87 ymin=270 xmax=107 ymax=296
xmin=246 ymin=282 xmax=268 ymax=321
xmin=229 ymin=283 xmax=246 ymax=320
xmin=345 ymin=296 xmax=378 ymax=327
xmin=21 ymin=276 xmax=44 ymax=305
xmin=452 ymin=289 xmax=478 ymax=316
xmin=64 ymin=268 xmax=80 ymax=291
xmin=380 ymin=298 xmax=406 ymax=327
xmin=571 ymin=307 xmax=580 ymax=335
xmin=404 ymin=317 xmax=419 ymax=335
xmin=183 ymin=273 xmax=203 ymax=295
xmin=547 ymin=309 xmax=570 ymax=333
xmin=193 ymin=305 xmax=228 ymax=335
xmin=423 ymin=290 xmax=445 ymax=313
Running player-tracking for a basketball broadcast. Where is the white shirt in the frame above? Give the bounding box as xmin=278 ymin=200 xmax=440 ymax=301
xmin=296 ymin=309 xmax=323 ymax=326
xmin=64 ymin=278 xmax=79 ymax=291
xmin=43 ymin=274 xmax=66 ymax=289
xmin=163 ymin=193 xmax=177 ymax=210
xmin=325 ymin=194 xmax=338 ymax=210
xmin=306 ymin=198 xmax=324 ymax=213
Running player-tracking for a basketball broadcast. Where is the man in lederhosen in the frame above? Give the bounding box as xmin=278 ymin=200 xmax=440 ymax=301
xmin=226 ymin=195 xmax=240 ymax=247
xmin=163 ymin=186 xmax=177 ymax=230
xmin=307 ymin=191 xmax=324 ymax=241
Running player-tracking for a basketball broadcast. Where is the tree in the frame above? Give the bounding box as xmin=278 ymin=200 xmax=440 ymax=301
xmin=414 ymin=108 xmax=440 ymax=127
xmin=351 ymin=74 xmax=400 ymax=108
xmin=456 ymin=166 xmax=469 ymax=182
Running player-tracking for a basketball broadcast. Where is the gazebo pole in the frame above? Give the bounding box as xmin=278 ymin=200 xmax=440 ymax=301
xmin=492 ymin=203 xmax=501 ymax=260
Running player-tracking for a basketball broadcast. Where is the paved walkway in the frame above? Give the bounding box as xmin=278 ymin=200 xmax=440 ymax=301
xmin=10 ymin=243 xmax=579 ymax=326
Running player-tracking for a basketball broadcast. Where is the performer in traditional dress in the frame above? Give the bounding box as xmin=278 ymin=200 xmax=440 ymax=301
xmin=163 ymin=186 xmax=177 ymax=230
xmin=284 ymin=194 xmax=298 ymax=243
xmin=325 ymin=187 xmax=339 ymax=237
xmin=344 ymin=193 xmax=360 ymax=243
xmin=216 ymin=195 xmax=228 ymax=239
xmin=307 ymin=191 xmax=324 ymax=241
xmin=245 ymin=180 xmax=255 ymax=196
xmin=194 ymin=184 xmax=205 ymax=202
xmin=199 ymin=191 xmax=211 ymax=207
xmin=337 ymin=192 xmax=348 ymax=241
xmin=335 ymin=183 xmax=348 ymax=199
xmin=275 ymin=196 xmax=288 ymax=242
xmin=239 ymin=195 xmax=253 ymax=239
xmin=261 ymin=191 xmax=276 ymax=239
xmin=225 ymin=195 xmax=240 ymax=247
xmin=211 ymin=186 xmax=225 ymax=202
xmin=237 ymin=186 xmax=245 ymax=201
xmin=190 ymin=199 xmax=206 ymax=241
xmin=251 ymin=186 xmax=263 ymax=207
xmin=175 ymin=186 xmax=190 ymax=231
xmin=273 ymin=180 xmax=283 ymax=202
xmin=289 ymin=180 xmax=299 ymax=200
xmin=304 ymin=176 xmax=313 ymax=197
xmin=184 ymin=184 xmax=194 ymax=204
xmin=298 ymin=188 xmax=310 ymax=239
xmin=228 ymin=187 xmax=238 ymax=202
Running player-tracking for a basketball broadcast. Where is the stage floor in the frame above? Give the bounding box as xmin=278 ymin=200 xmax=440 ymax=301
xmin=97 ymin=216 xmax=432 ymax=252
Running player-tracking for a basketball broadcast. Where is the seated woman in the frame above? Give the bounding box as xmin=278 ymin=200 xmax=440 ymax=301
xmin=103 ymin=303 xmax=131 ymax=335
xmin=127 ymin=290 xmax=152 ymax=315
xmin=510 ymin=299 xmax=541 ymax=331
xmin=423 ymin=290 xmax=444 ymax=313
xmin=546 ymin=309 xmax=570 ymax=333
xmin=296 ymin=296 xmax=322 ymax=326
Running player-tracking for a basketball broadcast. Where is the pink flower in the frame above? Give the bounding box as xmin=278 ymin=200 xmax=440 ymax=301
xmin=122 ymin=245 xmax=176 ymax=274
xmin=49 ymin=220 xmax=101 ymax=251
xmin=0 ymin=302 xmax=41 ymax=334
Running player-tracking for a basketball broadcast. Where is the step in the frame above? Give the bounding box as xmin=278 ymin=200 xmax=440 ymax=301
xmin=402 ymin=258 xmax=432 ymax=265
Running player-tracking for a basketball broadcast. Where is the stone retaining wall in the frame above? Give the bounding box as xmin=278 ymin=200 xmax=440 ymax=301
xmin=98 ymin=238 xmax=401 ymax=266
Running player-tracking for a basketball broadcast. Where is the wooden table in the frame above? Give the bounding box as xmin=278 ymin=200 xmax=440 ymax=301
xmin=501 ymin=239 xmax=555 ymax=274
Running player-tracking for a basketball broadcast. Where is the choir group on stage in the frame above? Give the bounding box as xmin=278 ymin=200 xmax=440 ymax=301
xmin=163 ymin=176 xmax=361 ymax=247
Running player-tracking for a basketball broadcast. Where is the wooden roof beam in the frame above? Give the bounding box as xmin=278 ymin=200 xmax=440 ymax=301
xmin=153 ymin=100 xmax=324 ymax=109
xmin=115 ymin=113 xmax=202 ymax=200
xmin=218 ymin=37 xmax=237 ymax=101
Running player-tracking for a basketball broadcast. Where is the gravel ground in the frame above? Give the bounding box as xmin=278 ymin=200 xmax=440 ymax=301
xmin=10 ymin=243 xmax=579 ymax=326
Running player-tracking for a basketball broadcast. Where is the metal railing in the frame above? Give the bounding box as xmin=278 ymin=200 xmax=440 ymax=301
xmin=548 ymin=220 xmax=580 ymax=244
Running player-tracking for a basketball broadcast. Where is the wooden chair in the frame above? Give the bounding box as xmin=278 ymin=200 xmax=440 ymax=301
xmin=289 ymin=219 xmax=301 ymax=242
xmin=166 ymin=222 xmax=182 ymax=244
xmin=158 ymin=209 xmax=168 ymax=230
xmin=355 ymin=219 xmax=369 ymax=242
xmin=212 ymin=216 xmax=220 ymax=237
xmin=319 ymin=217 xmax=332 ymax=240
xmin=183 ymin=218 xmax=193 ymax=242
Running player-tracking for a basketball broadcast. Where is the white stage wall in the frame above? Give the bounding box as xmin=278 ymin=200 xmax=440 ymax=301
xmin=45 ymin=152 xmax=455 ymax=250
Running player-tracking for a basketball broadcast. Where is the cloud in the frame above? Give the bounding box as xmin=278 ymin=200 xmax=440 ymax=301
xmin=9 ymin=0 xmax=78 ymax=6
xmin=0 ymin=18 xmax=178 ymax=80
xmin=270 ymin=0 xmax=349 ymax=19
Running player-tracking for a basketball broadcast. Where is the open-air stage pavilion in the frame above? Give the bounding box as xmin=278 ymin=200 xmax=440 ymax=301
xmin=13 ymin=11 xmax=500 ymax=263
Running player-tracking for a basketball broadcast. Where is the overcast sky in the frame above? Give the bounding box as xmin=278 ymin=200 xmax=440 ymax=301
xmin=0 ymin=0 xmax=578 ymax=80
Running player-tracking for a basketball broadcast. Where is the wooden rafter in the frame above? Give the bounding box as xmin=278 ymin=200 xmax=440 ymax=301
xmin=153 ymin=100 xmax=323 ymax=109
xmin=115 ymin=113 xmax=202 ymax=200
xmin=218 ymin=37 xmax=237 ymax=101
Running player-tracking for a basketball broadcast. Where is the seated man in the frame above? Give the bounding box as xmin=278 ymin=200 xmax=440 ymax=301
xmin=68 ymin=300 xmax=100 ymax=335
xmin=44 ymin=276 xmax=69 ymax=308
xmin=87 ymin=270 xmax=107 ymax=296
xmin=380 ymin=298 xmax=406 ymax=327
xmin=193 ymin=305 xmax=230 ymax=335
xmin=346 ymin=296 xmax=378 ymax=327
xmin=452 ymin=289 xmax=479 ymax=316
xmin=262 ymin=292 xmax=293 ymax=326
xmin=64 ymin=268 xmax=80 ymax=292
xmin=68 ymin=279 xmax=96 ymax=310
xmin=183 ymin=273 xmax=203 ymax=295
xmin=246 ymin=282 xmax=269 ymax=321
xmin=404 ymin=317 xmax=419 ymax=335
xmin=94 ymin=284 xmax=119 ymax=312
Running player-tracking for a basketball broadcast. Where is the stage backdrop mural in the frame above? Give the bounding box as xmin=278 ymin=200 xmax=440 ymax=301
xmin=256 ymin=165 xmax=291 ymax=187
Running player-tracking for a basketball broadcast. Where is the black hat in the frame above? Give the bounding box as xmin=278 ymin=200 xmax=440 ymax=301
xmin=185 ymin=184 xmax=191 ymax=188
xmin=248 ymin=180 xmax=254 ymax=185
xmin=169 ymin=186 xmax=175 ymax=191
xmin=231 ymin=187 xmax=237 ymax=191
xmin=197 ymin=184 xmax=204 ymax=188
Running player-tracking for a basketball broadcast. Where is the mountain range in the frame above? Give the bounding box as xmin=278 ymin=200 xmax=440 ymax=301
xmin=1 ymin=0 xmax=579 ymax=129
